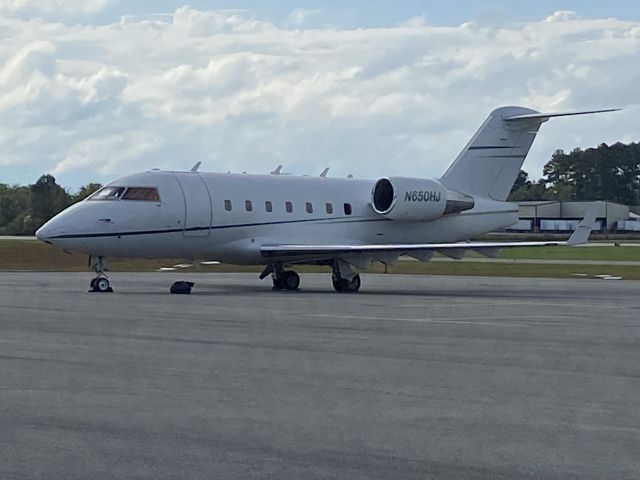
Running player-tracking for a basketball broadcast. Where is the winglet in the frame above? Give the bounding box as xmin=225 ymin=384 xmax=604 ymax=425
xmin=567 ymin=204 xmax=599 ymax=246
xmin=271 ymin=165 xmax=283 ymax=175
xmin=190 ymin=161 xmax=202 ymax=172
xmin=320 ymin=167 xmax=329 ymax=178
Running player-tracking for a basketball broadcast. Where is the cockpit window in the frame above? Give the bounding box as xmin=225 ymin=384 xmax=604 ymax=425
xmin=88 ymin=186 xmax=125 ymax=201
xmin=122 ymin=187 xmax=160 ymax=202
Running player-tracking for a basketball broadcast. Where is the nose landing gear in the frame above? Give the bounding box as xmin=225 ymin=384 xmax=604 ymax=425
xmin=88 ymin=256 xmax=113 ymax=293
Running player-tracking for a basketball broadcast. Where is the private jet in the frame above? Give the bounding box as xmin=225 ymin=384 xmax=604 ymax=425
xmin=36 ymin=106 xmax=614 ymax=293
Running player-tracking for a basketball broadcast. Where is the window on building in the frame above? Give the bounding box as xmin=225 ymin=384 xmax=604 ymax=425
xmin=305 ymin=202 xmax=313 ymax=214
xmin=285 ymin=201 xmax=293 ymax=213
xmin=224 ymin=200 xmax=232 ymax=211
xmin=265 ymin=201 xmax=273 ymax=213
xmin=326 ymin=203 xmax=333 ymax=214
xmin=344 ymin=203 xmax=352 ymax=215
xmin=245 ymin=200 xmax=253 ymax=212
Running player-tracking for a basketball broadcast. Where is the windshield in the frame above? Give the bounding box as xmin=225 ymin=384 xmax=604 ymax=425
xmin=88 ymin=186 xmax=125 ymax=201
xmin=122 ymin=187 xmax=160 ymax=201
xmin=88 ymin=186 xmax=160 ymax=202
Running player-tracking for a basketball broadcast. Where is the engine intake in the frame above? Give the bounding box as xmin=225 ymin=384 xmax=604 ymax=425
xmin=372 ymin=177 xmax=474 ymax=221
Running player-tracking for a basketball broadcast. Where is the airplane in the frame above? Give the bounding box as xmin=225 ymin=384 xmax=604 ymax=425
xmin=35 ymin=106 xmax=616 ymax=294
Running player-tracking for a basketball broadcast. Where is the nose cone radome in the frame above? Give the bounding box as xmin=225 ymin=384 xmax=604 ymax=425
xmin=35 ymin=225 xmax=47 ymax=241
xmin=35 ymin=217 xmax=63 ymax=242
xmin=35 ymin=201 xmax=89 ymax=242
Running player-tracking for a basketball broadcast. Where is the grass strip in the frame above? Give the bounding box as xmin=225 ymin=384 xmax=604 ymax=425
xmin=1 ymin=240 xmax=639 ymax=280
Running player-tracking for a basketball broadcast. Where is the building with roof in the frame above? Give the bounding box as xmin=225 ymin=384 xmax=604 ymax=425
xmin=508 ymin=201 xmax=640 ymax=232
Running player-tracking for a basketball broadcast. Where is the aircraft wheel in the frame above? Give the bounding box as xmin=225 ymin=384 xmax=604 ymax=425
xmin=333 ymin=275 xmax=360 ymax=293
xmin=348 ymin=274 xmax=361 ymax=292
xmin=90 ymin=278 xmax=97 ymax=290
xmin=272 ymin=277 xmax=284 ymax=290
xmin=94 ymin=278 xmax=112 ymax=293
xmin=282 ymin=271 xmax=300 ymax=291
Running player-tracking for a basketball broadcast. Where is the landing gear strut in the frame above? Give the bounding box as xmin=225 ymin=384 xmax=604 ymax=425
xmin=260 ymin=264 xmax=300 ymax=291
xmin=332 ymin=260 xmax=361 ymax=293
xmin=88 ymin=256 xmax=113 ymax=293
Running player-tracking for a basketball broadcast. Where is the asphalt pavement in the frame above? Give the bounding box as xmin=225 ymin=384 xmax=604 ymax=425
xmin=0 ymin=272 xmax=638 ymax=479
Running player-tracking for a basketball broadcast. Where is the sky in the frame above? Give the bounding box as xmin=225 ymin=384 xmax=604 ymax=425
xmin=0 ymin=1 xmax=638 ymax=190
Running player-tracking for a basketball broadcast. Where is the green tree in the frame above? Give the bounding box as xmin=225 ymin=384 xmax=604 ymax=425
xmin=541 ymin=142 xmax=640 ymax=203
xmin=0 ymin=184 xmax=32 ymax=235
xmin=30 ymin=174 xmax=72 ymax=230
xmin=73 ymin=183 xmax=102 ymax=202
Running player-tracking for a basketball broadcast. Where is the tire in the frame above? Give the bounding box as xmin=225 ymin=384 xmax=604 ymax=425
xmin=90 ymin=278 xmax=97 ymax=290
xmin=272 ymin=277 xmax=284 ymax=290
xmin=348 ymin=274 xmax=361 ymax=292
xmin=283 ymin=271 xmax=300 ymax=291
xmin=332 ymin=278 xmax=347 ymax=292
xmin=95 ymin=278 xmax=110 ymax=293
xmin=333 ymin=275 xmax=360 ymax=293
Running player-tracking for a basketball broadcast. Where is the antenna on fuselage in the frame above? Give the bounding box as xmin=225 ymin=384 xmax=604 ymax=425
xmin=271 ymin=165 xmax=283 ymax=175
xmin=190 ymin=161 xmax=202 ymax=172
xmin=319 ymin=167 xmax=329 ymax=178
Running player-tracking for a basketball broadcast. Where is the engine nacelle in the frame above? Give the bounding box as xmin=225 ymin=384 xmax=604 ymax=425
xmin=371 ymin=177 xmax=475 ymax=221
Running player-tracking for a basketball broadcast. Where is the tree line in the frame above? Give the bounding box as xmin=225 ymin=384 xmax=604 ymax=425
xmin=509 ymin=142 xmax=640 ymax=204
xmin=0 ymin=175 xmax=101 ymax=235
xmin=1 ymin=141 xmax=639 ymax=235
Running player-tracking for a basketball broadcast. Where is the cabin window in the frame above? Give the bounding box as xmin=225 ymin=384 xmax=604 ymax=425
xmin=224 ymin=200 xmax=232 ymax=211
xmin=326 ymin=203 xmax=333 ymax=214
xmin=305 ymin=202 xmax=313 ymax=214
xmin=122 ymin=187 xmax=160 ymax=202
xmin=89 ymin=186 xmax=125 ymax=201
xmin=285 ymin=201 xmax=293 ymax=213
xmin=265 ymin=201 xmax=273 ymax=213
xmin=245 ymin=200 xmax=253 ymax=212
xmin=344 ymin=203 xmax=352 ymax=215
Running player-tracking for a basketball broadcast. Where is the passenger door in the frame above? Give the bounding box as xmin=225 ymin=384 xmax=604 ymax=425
xmin=173 ymin=173 xmax=212 ymax=236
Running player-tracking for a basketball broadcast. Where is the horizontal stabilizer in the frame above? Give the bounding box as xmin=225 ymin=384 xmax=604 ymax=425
xmin=504 ymin=108 xmax=620 ymax=121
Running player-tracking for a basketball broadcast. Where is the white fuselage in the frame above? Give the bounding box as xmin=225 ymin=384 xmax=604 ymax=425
xmin=36 ymin=170 xmax=518 ymax=264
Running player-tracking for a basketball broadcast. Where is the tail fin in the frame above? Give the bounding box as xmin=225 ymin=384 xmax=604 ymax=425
xmin=439 ymin=106 xmax=619 ymax=201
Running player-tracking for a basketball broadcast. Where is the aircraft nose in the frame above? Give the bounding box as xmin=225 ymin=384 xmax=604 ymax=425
xmin=35 ymin=225 xmax=47 ymax=241
xmin=35 ymin=217 xmax=65 ymax=241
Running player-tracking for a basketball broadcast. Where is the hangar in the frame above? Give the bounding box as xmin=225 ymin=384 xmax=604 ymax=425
xmin=509 ymin=201 xmax=640 ymax=232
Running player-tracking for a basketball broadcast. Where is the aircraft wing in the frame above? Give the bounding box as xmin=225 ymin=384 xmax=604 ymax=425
xmin=261 ymin=239 xmax=565 ymax=263
xmin=261 ymin=207 xmax=597 ymax=263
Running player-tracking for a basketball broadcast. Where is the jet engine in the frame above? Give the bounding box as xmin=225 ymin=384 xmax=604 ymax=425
xmin=371 ymin=177 xmax=475 ymax=221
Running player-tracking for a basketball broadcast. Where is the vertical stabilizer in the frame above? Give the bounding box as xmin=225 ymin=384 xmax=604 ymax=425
xmin=440 ymin=107 xmax=618 ymax=201
xmin=440 ymin=106 xmax=544 ymax=201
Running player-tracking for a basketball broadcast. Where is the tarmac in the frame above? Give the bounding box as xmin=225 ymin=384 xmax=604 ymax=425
xmin=0 ymin=272 xmax=639 ymax=479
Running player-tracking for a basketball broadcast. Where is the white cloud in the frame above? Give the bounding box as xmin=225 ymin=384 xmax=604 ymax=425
xmin=397 ymin=15 xmax=426 ymax=28
xmin=544 ymin=11 xmax=580 ymax=22
xmin=0 ymin=7 xmax=638 ymax=187
xmin=0 ymin=0 xmax=116 ymax=17
xmin=285 ymin=8 xmax=322 ymax=27
xmin=53 ymin=131 xmax=163 ymax=175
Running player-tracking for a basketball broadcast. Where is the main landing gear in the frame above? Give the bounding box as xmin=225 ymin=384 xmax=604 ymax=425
xmin=331 ymin=259 xmax=361 ymax=293
xmin=88 ymin=256 xmax=113 ymax=293
xmin=259 ymin=260 xmax=361 ymax=293
xmin=260 ymin=264 xmax=300 ymax=291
